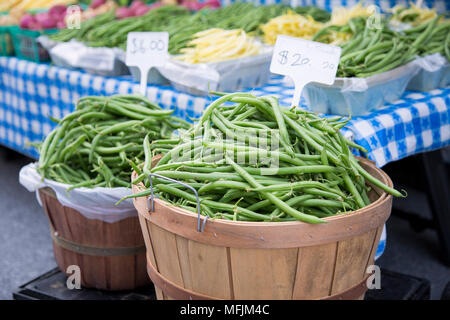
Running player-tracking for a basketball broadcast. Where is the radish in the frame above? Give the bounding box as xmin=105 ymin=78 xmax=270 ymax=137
xmin=181 ymin=1 xmax=210 ymax=11
xmin=33 ymin=12 xmax=58 ymax=29
xmin=187 ymin=2 xmax=203 ymax=11
xmin=148 ymin=2 xmax=163 ymax=10
xmin=134 ymin=5 xmax=151 ymax=16
xmin=40 ymin=16 xmax=57 ymax=29
xmin=130 ymin=0 xmax=145 ymax=12
xmin=116 ymin=6 xmax=134 ymax=19
xmin=19 ymin=14 xmax=36 ymax=29
xmin=193 ymin=2 xmax=205 ymax=10
xmin=56 ymin=21 xmax=66 ymax=29
xmin=49 ymin=5 xmax=67 ymax=19
xmin=90 ymin=0 xmax=106 ymax=10
xmin=35 ymin=12 xmax=49 ymax=24
xmin=205 ymin=0 xmax=221 ymax=8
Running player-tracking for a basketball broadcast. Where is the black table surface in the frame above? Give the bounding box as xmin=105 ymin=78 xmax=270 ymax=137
xmin=13 ymin=267 xmax=431 ymax=300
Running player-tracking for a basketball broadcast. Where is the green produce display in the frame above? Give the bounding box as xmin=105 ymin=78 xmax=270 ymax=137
xmin=48 ymin=3 xmax=330 ymax=54
xmin=123 ymin=92 xmax=405 ymax=224
xmin=49 ymin=5 xmax=189 ymax=50
xmin=293 ymin=5 xmax=331 ymax=23
xmin=48 ymin=2 xmax=448 ymax=75
xmin=48 ymin=9 xmax=117 ymax=43
xmin=37 ymin=95 xmax=190 ymax=189
xmin=314 ymin=15 xmax=450 ymax=78
xmin=207 ymin=3 xmax=330 ymax=32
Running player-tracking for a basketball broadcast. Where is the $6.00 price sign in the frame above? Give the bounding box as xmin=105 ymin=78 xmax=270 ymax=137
xmin=129 ymin=37 xmax=166 ymax=54
xmin=270 ymin=35 xmax=341 ymax=107
xmin=126 ymin=32 xmax=169 ymax=95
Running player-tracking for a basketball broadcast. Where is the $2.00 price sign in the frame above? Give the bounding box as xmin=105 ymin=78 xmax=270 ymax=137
xmin=270 ymin=35 xmax=341 ymax=107
xmin=126 ymin=32 xmax=169 ymax=95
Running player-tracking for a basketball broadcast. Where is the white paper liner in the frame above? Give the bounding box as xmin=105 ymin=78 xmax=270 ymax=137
xmin=19 ymin=163 xmax=137 ymax=223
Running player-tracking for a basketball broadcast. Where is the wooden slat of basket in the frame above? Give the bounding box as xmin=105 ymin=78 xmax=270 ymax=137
xmin=330 ymin=230 xmax=378 ymax=295
xmin=230 ymin=247 xmax=298 ymax=299
xmin=292 ymin=243 xmax=337 ymax=299
xmin=188 ymin=241 xmax=232 ymax=299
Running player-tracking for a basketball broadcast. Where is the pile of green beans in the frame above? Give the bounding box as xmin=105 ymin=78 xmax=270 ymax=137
xmin=37 ymin=95 xmax=190 ymax=189
xmin=314 ymin=17 xmax=415 ymax=77
xmin=153 ymin=4 xmax=328 ymax=54
xmin=205 ymin=3 xmax=329 ymax=33
xmin=86 ymin=6 xmax=190 ymax=50
xmin=314 ymin=15 xmax=450 ymax=78
xmin=49 ymin=3 xmax=330 ymax=55
xmin=402 ymin=17 xmax=450 ymax=60
xmin=49 ymin=10 xmax=117 ymax=43
xmin=49 ymin=6 xmax=191 ymax=51
xmin=124 ymin=92 xmax=405 ymax=224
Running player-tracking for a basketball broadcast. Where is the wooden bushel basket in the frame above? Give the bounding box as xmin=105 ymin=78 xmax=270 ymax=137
xmin=39 ymin=188 xmax=150 ymax=291
xmin=133 ymin=158 xmax=393 ymax=300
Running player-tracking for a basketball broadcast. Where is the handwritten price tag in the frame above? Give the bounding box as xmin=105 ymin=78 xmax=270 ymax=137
xmin=270 ymin=35 xmax=341 ymax=107
xmin=126 ymin=32 xmax=169 ymax=95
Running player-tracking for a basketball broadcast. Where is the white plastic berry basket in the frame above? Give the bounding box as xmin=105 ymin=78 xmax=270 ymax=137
xmin=157 ymin=46 xmax=274 ymax=96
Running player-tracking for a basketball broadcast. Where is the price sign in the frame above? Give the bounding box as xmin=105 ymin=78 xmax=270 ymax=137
xmin=126 ymin=32 xmax=169 ymax=95
xmin=270 ymin=35 xmax=341 ymax=107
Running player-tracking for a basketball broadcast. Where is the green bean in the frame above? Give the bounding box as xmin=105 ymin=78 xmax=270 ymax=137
xmin=220 ymin=190 xmax=259 ymax=203
xmin=38 ymin=129 xmax=57 ymax=169
xmin=233 ymin=107 xmax=258 ymax=122
xmin=77 ymin=111 xmax=114 ymax=123
xmin=213 ymin=109 xmax=270 ymax=134
xmin=158 ymin=184 xmax=270 ymax=221
xmin=153 ymin=170 xmax=246 ymax=182
xmin=317 ymin=15 xmax=449 ymax=77
xmin=445 ymin=33 xmax=450 ymax=61
xmin=198 ymin=181 xmax=251 ymax=194
xmin=348 ymin=156 xmax=406 ymax=198
xmin=143 ymin=133 xmax=152 ymax=175
xmin=204 ymin=142 xmax=307 ymax=166
xmin=41 ymin=121 xmax=70 ymax=169
xmin=54 ymin=164 xmax=76 ymax=184
xmin=89 ymin=120 xmax=140 ymax=162
xmin=226 ymin=156 xmax=323 ymax=223
xmin=303 ymin=188 xmax=344 ymax=200
xmin=59 ymin=135 xmax=87 ymax=162
xmin=66 ymin=176 xmax=102 ymax=192
xmin=243 ymin=165 xmax=340 ymax=175
xmin=262 ymin=96 xmax=294 ymax=155
xmin=199 ymin=93 xmax=249 ymax=127
xmin=246 ymin=193 xmax=290 ymax=213
xmin=211 ymin=112 xmax=270 ymax=146
xmin=356 ymin=57 xmax=410 ymax=77
xmin=59 ymin=164 xmax=84 ymax=181
xmin=412 ymin=16 xmax=440 ymax=48
xmin=270 ymin=194 xmax=315 ymax=218
xmin=110 ymin=101 xmax=173 ymax=117
xmin=252 ymin=180 xmax=341 ymax=193
xmin=85 ymin=142 xmax=139 ymax=154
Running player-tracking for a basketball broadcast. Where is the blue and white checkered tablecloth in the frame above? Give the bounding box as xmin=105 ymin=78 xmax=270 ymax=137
xmin=1 ymin=57 xmax=448 ymax=260
xmin=1 ymin=57 xmax=448 ymax=168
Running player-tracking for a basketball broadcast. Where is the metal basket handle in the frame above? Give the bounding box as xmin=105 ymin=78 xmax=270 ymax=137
xmin=147 ymin=173 xmax=208 ymax=232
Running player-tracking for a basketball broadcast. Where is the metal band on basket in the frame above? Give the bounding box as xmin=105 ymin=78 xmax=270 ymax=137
xmin=50 ymin=230 xmax=146 ymax=257
xmin=146 ymin=257 xmax=371 ymax=300
xmin=147 ymin=173 xmax=208 ymax=232
xmin=40 ymin=188 xmax=146 ymax=257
